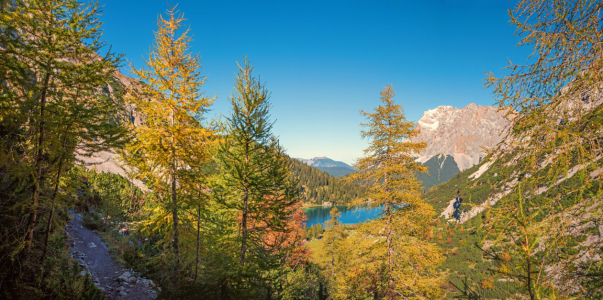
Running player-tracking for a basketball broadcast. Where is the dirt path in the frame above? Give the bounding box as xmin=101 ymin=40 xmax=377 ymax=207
xmin=65 ymin=213 xmax=158 ymax=300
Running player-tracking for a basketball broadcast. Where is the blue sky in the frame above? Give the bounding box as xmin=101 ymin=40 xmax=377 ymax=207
xmin=98 ymin=0 xmax=529 ymax=165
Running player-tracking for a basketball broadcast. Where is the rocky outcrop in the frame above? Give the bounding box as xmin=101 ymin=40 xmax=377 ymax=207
xmin=412 ymin=103 xmax=510 ymax=171
xmin=76 ymin=150 xmax=146 ymax=190
xmin=75 ymin=68 xmax=148 ymax=189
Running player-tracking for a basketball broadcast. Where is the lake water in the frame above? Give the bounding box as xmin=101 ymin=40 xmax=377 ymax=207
xmin=303 ymin=205 xmax=383 ymax=227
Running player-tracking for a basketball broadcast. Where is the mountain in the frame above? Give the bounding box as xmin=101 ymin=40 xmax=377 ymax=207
xmin=296 ymin=157 xmax=353 ymax=169
xmin=315 ymin=167 xmax=355 ymax=178
xmin=421 ymin=93 xmax=603 ymax=298
xmin=415 ymin=154 xmax=461 ymax=190
xmin=75 ymin=69 xmax=146 ymax=188
xmin=412 ymin=103 xmax=510 ymax=171
xmin=289 ymin=159 xmax=366 ymax=205
xmin=296 ymin=157 xmax=355 ymax=177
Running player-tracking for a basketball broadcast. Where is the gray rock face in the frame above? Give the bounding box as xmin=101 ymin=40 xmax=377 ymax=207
xmin=74 ymin=68 xmax=148 ymax=191
xmin=412 ymin=103 xmax=510 ymax=171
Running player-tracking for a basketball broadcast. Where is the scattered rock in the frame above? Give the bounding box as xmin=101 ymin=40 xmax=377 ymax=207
xmin=119 ymin=290 xmax=127 ymax=296
xmin=127 ymin=276 xmax=137 ymax=284
xmin=118 ymin=271 xmax=131 ymax=282
xmin=87 ymin=242 xmax=97 ymax=248
xmin=80 ymin=271 xmax=87 ymax=277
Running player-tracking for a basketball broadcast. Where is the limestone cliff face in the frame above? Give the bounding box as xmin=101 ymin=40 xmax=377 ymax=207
xmin=75 ymin=69 xmax=146 ymax=188
xmin=412 ymin=103 xmax=510 ymax=171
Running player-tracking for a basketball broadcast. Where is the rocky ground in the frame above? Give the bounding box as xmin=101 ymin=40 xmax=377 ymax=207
xmin=65 ymin=213 xmax=158 ymax=300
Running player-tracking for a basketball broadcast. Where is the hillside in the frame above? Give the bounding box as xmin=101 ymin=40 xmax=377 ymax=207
xmin=289 ymin=158 xmax=366 ymax=205
xmin=416 ymin=154 xmax=461 ymax=190
xmin=421 ymin=98 xmax=603 ymax=298
xmin=315 ymin=166 xmax=355 ymax=178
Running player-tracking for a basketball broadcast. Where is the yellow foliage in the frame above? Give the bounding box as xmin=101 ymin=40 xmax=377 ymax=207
xmin=118 ymin=5 xmax=215 ymax=269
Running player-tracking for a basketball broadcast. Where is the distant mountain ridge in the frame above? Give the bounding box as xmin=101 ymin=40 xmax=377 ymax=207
xmin=295 ymin=157 xmax=355 ymax=177
xmin=295 ymin=157 xmax=354 ymax=169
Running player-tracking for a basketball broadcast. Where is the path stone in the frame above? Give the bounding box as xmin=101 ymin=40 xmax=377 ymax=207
xmin=119 ymin=271 xmax=131 ymax=279
xmin=66 ymin=212 xmax=157 ymax=300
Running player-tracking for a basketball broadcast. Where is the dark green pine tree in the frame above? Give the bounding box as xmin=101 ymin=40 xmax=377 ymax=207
xmin=216 ymin=58 xmax=297 ymax=271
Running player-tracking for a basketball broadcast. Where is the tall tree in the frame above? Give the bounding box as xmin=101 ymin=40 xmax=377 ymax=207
xmin=484 ymin=1 xmax=603 ymax=297
xmin=119 ymin=5 xmax=214 ymax=273
xmin=348 ymin=85 xmax=444 ymax=299
xmin=216 ymin=58 xmax=297 ymax=271
xmin=0 ymin=0 xmax=123 ymax=264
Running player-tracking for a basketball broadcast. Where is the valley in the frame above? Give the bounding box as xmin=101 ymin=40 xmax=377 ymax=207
xmin=1 ymin=0 xmax=602 ymax=299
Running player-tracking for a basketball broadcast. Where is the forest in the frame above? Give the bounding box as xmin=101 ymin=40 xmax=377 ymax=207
xmin=0 ymin=0 xmax=602 ymax=299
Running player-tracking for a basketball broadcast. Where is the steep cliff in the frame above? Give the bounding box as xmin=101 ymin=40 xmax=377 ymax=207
xmin=412 ymin=103 xmax=510 ymax=171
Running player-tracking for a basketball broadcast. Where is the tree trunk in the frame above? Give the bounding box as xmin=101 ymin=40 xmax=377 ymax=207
xmin=318 ymin=281 xmax=326 ymax=300
xmin=40 ymin=155 xmax=64 ymax=264
xmin=240 ymin=187 xmax=248 ymax=265
xmin=240 ymin=138 xmax=250 ymax=265
xmin=194 ymin=200 xmax=201 ymax=282
xmin=24 ymin=71 xmax=51 ymax=264
xmin=384 ymin=170 xmax=394 ymax=299
xmin=526 ymin=250 xmax=534 ymax=300
xmin=220 ymin=279 xmax=230 ymax=300
xmin=172 ymin=174 xmax=180 ymax=265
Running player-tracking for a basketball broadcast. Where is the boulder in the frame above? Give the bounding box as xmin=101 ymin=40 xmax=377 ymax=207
xmin=118 ymin=271 xmax=131 ymax=282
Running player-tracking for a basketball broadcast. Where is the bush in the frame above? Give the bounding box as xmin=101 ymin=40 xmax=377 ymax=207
xmin=82 ymin=211 xmax=109 ymax=232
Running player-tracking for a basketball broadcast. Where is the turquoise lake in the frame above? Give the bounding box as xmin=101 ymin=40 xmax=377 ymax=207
xmin=303 ymin=205 xmax=383 ymax=227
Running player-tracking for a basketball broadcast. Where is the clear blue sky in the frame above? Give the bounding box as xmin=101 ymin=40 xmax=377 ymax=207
xmin=98 ymin=0 xmax=529 ymax=165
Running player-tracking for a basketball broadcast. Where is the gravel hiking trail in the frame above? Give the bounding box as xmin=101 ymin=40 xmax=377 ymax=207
xmin=65 ymin=213 xmax=158 ymax=300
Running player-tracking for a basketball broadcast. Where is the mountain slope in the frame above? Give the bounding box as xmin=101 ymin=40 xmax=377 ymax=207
xmin=289 ymin=158 xmax=365 ymax=205
xmin=316 ymin=167 xmax=355 ymax=178
xmin=416 ymin=154 xmax=461 ymax=190
xmin=421 ymin=97 xmax=603 ymax=298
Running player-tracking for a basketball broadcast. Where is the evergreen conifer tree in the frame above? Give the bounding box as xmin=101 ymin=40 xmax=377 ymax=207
xmin=215 ymin=58 xmax=298 ymax=292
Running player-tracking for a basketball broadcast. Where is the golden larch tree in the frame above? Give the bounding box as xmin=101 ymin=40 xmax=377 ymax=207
xmin=349 ymin=85 xmax=444 ymax=299
xmin=119 ymin=6 xmax=214 ymax=273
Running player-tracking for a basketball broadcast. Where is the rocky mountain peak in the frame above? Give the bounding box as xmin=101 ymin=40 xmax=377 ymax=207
xmin=412 ymin=103 xmax=510 ymax=171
